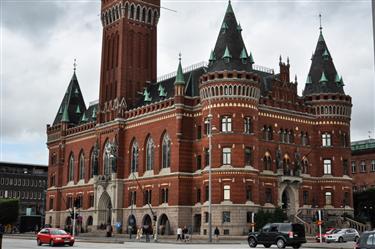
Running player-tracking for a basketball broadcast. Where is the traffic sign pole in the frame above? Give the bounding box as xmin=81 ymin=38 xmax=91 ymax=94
xmin=318 ymin=210 xmax=322 ymax=243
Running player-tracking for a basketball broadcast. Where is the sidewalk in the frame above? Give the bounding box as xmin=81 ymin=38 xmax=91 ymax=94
xmin=4 ymin=232 xmax=355 ymax=248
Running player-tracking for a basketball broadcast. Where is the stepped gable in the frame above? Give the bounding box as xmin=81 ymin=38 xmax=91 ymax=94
xmin=303 ymin=27 xmax=345 ymax=96
xmin=207 ymin=1 xmax=252 ymax=73
xmin=53 ymin=71 xmax=86 ymax=125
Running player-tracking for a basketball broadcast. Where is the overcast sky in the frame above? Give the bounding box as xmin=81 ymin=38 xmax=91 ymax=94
xmin=1 ymin=0 xmax=374 ymax=165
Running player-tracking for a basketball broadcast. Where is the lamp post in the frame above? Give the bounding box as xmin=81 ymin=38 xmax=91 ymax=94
xmin=208 ymin=112 xmax=213 ymax=243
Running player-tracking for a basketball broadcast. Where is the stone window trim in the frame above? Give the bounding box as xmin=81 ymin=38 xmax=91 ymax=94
xmin=223 ymin=185 xmax=230 ymax=201
xmin=323 ymin=159 xmax=332 ymax=175
xmin=222 ymin=147 xmax=231 ymax=165
xmin=322 ymin=132 xmax=332 ymax=147
xmin=221 ymin=115 xmax=232 ymax=133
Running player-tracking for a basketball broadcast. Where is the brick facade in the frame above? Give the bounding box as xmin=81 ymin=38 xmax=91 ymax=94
xmin=45 ymin=0 xmax=354 ymax=235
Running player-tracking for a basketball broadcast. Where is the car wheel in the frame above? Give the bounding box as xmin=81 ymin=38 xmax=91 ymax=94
xmin=69 ymin=242 xmax=74 ymax=246
xmin=264 ymin=244 xmax=271 ymax=248
xmin=338 ymin=237 xmax=344 ymax=243
xmin=293 ymin=244 xmax=301 ymax=249
xmin=276 ymin=239 xmax=286 ymax=249
xmin=50 ymin=240 xmax=54 ymax=247
xmin=355 ymin=236 xmax=359 ymax=242
xmin=248 ymin=237 xmax=257 ymax=248
xmin=37 ymin=239 xmax=42 ymax=246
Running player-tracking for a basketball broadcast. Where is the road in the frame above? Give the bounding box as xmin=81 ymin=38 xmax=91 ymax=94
xmin=2 ymin=237 xmax=356 ymax=249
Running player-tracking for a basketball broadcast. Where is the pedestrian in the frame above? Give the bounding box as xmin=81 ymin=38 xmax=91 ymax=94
xmin=182 ymin=226 xmax=188 ymax=242
xmin=176 ymin=226 xmax=182 ymax=241
xmin=106 ymin=224 xmax=112 ymax=237
xmin=34 ymin=224 xmax=39 ymax=234
xmin=144 ymin=225 xmax=150 ymax=242
xmin=214 ymin=226 xmax=220 ymax=242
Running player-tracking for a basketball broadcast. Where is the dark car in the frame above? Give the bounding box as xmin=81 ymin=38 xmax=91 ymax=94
xmin=355 ymin=231 xmax=375 ymax=249
xmin=36 ymin=228 xmax=75 ymax=247
xmin=248 ymin=223 xmax=306 ymax=248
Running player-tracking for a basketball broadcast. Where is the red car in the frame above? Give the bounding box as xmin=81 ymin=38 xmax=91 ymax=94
xmin=315 ymin=227 xmax=336 ymax=242
xmin=36 ymin=228 xmax=75 ymax=246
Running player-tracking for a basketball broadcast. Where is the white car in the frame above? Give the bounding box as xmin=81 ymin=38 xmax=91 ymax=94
xmin=326 ymin=228 xmax=360 ymax=243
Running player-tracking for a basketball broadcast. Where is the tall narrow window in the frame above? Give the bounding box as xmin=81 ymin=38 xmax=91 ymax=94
xmin=246 ymin=185 xmax=252 ymax=201
xmin=129 ymin=191 xmax=136 ymax=206
xmin=146 ymin=137 xmax=154 ymax=171
xmin=325 ymin=192 xmax=332 ymax=205
xmin=221 ymin=116 xmax=232 ymax=132
xmin=79 ymin=152 xmax=85 ymax=180
xmin=89 ymin=149 xmax=95 ymax=178
xmin=205 ymin=185 xmax=209 ymax=202
xmin=223 ymin=185 xmax=230 ymax=201
xmin=303 ymin=191 xmax=309 ymax=205
xmin=103 ymin=142 xmax=112 ymax=176
xmin=343 ymin=192 xmax=350 ymax=206
xmin=68 ymin=154 xmax=74 ymax=182
xmin=131 ymin=141 xmax=139 ymax=173
xmin=351 ymin=161 xmax=356 ymax=174
xmin=197 ymin=126 xmax=202 ymax=139
xmin=322 ymin=132 xmax=332 ymax=147
xmin=244 ymin=117 xmax=252 ymax=134
xmin=222 ymin=148 xmax=231 ymax=165
xmin=360 ymin=161 xmax=367 ymax=173
xmin=371 ymin=160 xmax=375 ymax=172
xmin=301 ymin=132 xmax=309 ymax=146
xmin=143 ymin=190 xmax=152 ymax=205
xmin=196 ymin=189 xmax=201 ymax=203
xmin=204 ymin=148 xmax=209 ymax=166
xmin=244 ymin=147 xmax=252 ymax=166
xmin=162 ymin=134 xmax=171 ymax=168
xmin=265 ymin=188 xmax=273 ymax=203
xmin=324 ymin=159 xmax=332 ymax=175
xmin=263 ymin=153 xmax=272 ymax=171
xmin=196 ymin=155 xmax=202 ymax=170
xmin=204 ymin=118 xmax=211 ymax=135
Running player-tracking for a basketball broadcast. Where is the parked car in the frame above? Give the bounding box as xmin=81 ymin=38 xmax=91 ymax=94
xmin=248 ymin=223 xmax=306 ymax=248
xmin=315 ymin=227 xmax=337 ymax=242
xmin=355 ymin=231 xmax=375 ymax=249
xmin=36 ymin=228 xmax=75 ymax=246
xmin=326 ymin=228 xmax=359 ymax=243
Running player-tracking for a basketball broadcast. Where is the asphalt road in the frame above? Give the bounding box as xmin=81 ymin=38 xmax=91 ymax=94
xmin=2 ymin=238 xmax=356 ymax=249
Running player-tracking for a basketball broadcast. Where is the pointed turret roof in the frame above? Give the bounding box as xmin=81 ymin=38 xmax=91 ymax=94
xmin=174 ymin=55 xmax=185 ymax=85
xmin=207 ymin=1 xmax=252 ymax=72
xmin=303 ymin=25 xmax=345 ymax=96
xmin=53 ymin=71 xmax=87 ymax=125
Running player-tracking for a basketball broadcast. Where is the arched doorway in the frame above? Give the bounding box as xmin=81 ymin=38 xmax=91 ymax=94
xmin=142 ymin=214 xmax=152 ymax=233
xmin=158 ymin=214 xmax=171 ymax=235
xmin=98 ymin=191 xmax=112 ymax=225
xmin=127 ymin=214 xmax=137 ymax=234
xmin=281 ymin=186 xmax=296 ymax=218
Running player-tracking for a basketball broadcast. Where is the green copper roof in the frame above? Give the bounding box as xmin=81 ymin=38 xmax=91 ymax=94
xmin=226 ymin=0 xmax=234 ymax=14
xmin=221 ymin=21 xmax=228 ymax=31
xmin=61 ymin=105 xmax=70 ymax=122
xmin=174 ymin=57 xmax=185 ymax=85
xmin=237 ymin=23 xmax=242 ymax=32
xmin=318 ymin=31 xmax=325 ymax=42
xmin=249 ymin=52 xmax=254 ymax=64
xmin=335 ymin=73 xmax=341 ymax=83
xmin=92 ymin=107 xmax=97 ymax=119
xmin=240 ymin=47 xmax=248 ymax=60
xmin=81 ymin=112 xmax=88 ymax=122
xmin=322 ymin=49 xmax=329 ymax=60
xmin=209 ymin=50 xmax=216 ymax=62
xmin=143 ymin=89 xmax=152 ymax=102
xmin=158 ymin=84 xmax=167 ymax=97
xmin=319 ymin=71 xmax=328 ymax=83
xmin=222 ymin=45 xmax=232 ymax=59
xmin=75 ymin=105 xmax=81 ymax=114
xmin=59 ymin=106 xmax=63 ymax=114
xmin=306 ymin=75 xmax=312 ymax=84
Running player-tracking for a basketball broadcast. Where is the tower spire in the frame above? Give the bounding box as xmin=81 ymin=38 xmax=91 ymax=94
xmin=73 ymin=58 xmax=77 ymax=72
xmin=319 ymin=13 xmax=322 ymax=32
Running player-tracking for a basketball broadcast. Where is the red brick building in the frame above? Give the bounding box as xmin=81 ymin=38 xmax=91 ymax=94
xmin=46 ymin=0 xmax=353 ymax=235
xmin=351 ymin=139 xmax=375 ymax=192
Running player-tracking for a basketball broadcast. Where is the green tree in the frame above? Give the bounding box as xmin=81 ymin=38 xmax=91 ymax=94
xmin=254 ymin=208 xmax=288 ymax=231
xmin=0 ymin=199 xmax=19 ymax=225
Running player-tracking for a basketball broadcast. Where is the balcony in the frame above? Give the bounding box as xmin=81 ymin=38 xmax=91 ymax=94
xmin=278 ymin=168 xmax=302 ymax=183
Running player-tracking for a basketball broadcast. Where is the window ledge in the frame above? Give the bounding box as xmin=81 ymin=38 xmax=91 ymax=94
xmin=159 ymin=168 xmax=171 ymax=175
xmin=264 ymin=203 xmax=275 ymax=208
xmin=194 ymin=203 xmax=202 ymax=207
xmin=159 ymin=203 xmax=169 ymax=207
xmin=143 ymin=170 xmax=154 ymax=177
xmin=245 ymin=201 xmax=255 ymax=205
xmin=220 ymin=165 xmax=233 ymax=169
xmin=220 ymin=200 xmax=233 ymax=205
xmin=128 ymin=172 xmax=139 ymax=179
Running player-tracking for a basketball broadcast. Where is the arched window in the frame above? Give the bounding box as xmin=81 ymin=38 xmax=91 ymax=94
xmin=302 ymin=158 xmax=309 ymax=174
xmin=68 ymin=154 xmax=74 ymax=182
xmin=146 ymin=137 xmax=154 ymax=171
xmin=142 ymin=7 xmax=146 ymax=22
xmin=131 ymin=141 xmax=139 ymax=173
xmin=130 ymin=4 xmax=135 ymax=19
xmin=136 ymin=5 xmax=140 ymax=20
xmin=103 ymin=141 xmax=112 ymax=176
xmin=147 ymin=9 xmax=152 ymax=24
xmin=89 ymin=149 xmax=95 ymax=178
xmin=162 ymin=133 xmax=171 ymax=168
xmin=79 ymin=152 xmax=85 ymax=180
xmin=263 ymin=152 xmax=272 ymax=170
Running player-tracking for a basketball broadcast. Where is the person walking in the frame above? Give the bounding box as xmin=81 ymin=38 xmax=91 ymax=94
xmin=176 ymin=226 xmax=182 ymax=241
xmin=214 ymin=226 xmax=220 ymax=242
xmin=106 ymin=224 xmax=112 ymax=237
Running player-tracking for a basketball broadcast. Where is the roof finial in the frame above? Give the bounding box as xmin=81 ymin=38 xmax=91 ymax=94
xmin=73 ymin=58 xmax=77 ymax=72
xmin=319 ymin=13 xmax=322 ymax=32
xmin=178 ymin=52 xmax=181 ymax=62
